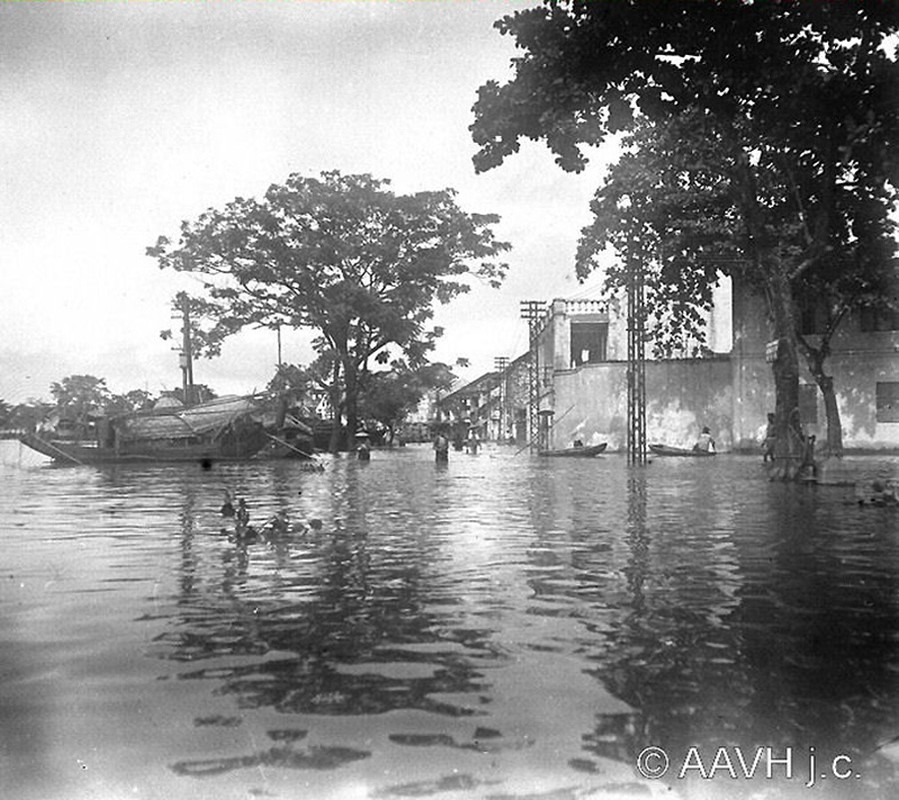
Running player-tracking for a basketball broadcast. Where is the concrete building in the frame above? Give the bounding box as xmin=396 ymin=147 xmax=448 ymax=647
xmin=531 ymin=282 xmax=899 ymax=453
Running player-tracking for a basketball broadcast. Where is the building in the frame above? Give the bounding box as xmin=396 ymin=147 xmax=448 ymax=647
xmin=731 ymin=278 xmax=899 ymax=451
xmin=437 ymin=371 xmax=502 ymax=441
xmin=526 ymin=283 xmax=899 ymax=453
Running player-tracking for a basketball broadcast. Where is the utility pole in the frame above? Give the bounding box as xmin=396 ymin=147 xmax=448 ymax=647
xmin=520 ymin=301 xmax=545 ymax=452
xmin=494 ymin=356 xmax=509 ymax=441
xmin=178 ymin=292 xmax=195 ymax=407
xmin=626 ymin=252 xmax=647 ymax=464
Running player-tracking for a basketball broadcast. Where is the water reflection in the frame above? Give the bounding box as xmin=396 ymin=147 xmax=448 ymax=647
xmin=3 ymin=444 xmax=899 ymax=799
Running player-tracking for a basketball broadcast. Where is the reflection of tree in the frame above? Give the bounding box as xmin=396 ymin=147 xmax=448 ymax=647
xmin=522 ymin=463 xmax=753 ymax=781
xmin=576 ymin=472 xmax=899 ymax=798
xmin=726 ymin=485 xmax=899 ymax=763
xmin=152 ymin=460 xmax=502 ymax=778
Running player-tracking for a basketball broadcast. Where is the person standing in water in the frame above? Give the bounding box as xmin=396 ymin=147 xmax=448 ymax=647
xmin=434 ymin=430 xmax=449 ymax=463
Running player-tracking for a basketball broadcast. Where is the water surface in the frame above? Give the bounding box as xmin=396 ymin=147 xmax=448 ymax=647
xmin=2 ymin=441 xmax=898 ymax=800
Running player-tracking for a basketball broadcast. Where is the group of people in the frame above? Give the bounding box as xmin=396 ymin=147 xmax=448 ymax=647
xmin=220 ymin=491 xmax=323 ymax=542
xmin=434 ymin=428 xmax=481 ymax=461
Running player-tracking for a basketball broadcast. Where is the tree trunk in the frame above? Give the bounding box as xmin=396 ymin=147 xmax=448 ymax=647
xmin=344 ymin=359 xmax=358 ymax=452
xmin=818 ymin=374 xmax=843 ymax=457
xmin=768 ymin=272 xmax=805 ymax=481
xmin=327 ymin=361 xmax=343 ymax=454
xmin=802 ymin=350 xmax=843 ymax=458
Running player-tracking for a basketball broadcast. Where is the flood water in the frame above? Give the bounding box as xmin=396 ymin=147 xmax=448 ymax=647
xmin=2 ymin=440 xmax=899 ymax=800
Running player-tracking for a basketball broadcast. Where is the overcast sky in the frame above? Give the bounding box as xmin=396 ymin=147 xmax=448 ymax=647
xmin=0 ymin=0 xmax=614 ymax=405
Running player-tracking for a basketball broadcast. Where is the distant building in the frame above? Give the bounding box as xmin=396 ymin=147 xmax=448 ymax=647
xmin=437 ymin=371 xmax=502 ymax=441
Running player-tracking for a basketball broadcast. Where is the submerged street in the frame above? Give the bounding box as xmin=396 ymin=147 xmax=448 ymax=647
xmin=2 ymin=441 xmax=899 ymax=800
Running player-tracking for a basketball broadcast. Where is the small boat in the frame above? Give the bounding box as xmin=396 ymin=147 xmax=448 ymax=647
xmin=19 ymin=395 xmax=270 ymax=465
xmin=649 ymin=443 xmax=717 ymax=457
xmin=538 ymin=442 xmax=608 ymax=457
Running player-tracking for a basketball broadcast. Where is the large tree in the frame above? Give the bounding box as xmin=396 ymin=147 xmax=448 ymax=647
xmin=472 ymin=0 xmax=899 ymax=474
xmin=148 ymin=171 xmax=509 ymax=451
xmin=577 ymin=110 xmax=898 ymax=456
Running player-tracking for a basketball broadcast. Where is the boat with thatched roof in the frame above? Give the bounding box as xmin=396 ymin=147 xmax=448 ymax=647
xmin=19 ymin=395 xmax=269 ymax=464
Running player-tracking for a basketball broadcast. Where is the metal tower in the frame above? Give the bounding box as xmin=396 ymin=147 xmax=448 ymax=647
xmin=494 ymin=356 xmax=509 ymax=440
xmin=520 ymin=301 xmax=544 ymax=453
xmin=626 ymin=255 xmax=647 ymax=464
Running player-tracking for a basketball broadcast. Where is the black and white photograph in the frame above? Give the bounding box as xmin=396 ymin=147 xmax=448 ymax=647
xmin=2 ymin=2 xmax=899 ymax=799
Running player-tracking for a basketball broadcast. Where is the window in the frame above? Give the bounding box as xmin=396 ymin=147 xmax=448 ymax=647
xmin=876 ymin=382 xmax=899 ymax=423
xmin=799 ymin=384 xmax=818 ymax=425
xmin=570 ymin=322 xmax=608 ymax=366
xmin=860 ymin=305 xmax=899 ymax=332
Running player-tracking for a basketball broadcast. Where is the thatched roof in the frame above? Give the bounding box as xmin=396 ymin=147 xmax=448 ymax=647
xmin=117 ymin=396 xmax=259 ymax=440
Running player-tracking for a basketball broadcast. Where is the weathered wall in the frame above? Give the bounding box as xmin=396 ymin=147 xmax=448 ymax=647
xmin=732 ymin=286 xmax=899 ymax=451
xmin=550 ymin=358 xmax=733 ymax=451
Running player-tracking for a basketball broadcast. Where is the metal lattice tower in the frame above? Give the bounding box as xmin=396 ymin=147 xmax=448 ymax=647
xmin=627 ymin=256 xmax=647 ymax=464
xmin=494 ymin=356 xmax=509 ymax=440
xmin=520 ymin=301 xmax=544 ymax=452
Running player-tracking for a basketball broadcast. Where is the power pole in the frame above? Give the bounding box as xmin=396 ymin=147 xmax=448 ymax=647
xmin=626 ymin=253 xmax=647 ymax=464
xmin=520 ymin=301 xmax=545 ymax=452
xmin=494 ymin=356 xmax=509 ymax=441
xmin=178 ymin=292 xmax=195 ymax=407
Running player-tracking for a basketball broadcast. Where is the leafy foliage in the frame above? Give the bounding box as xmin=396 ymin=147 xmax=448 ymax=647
xmin=50 ymin=375 xmax=111 ymax=421
xmin=358 ymin=361 xmax=457 ymax=437
xmin=473 ymin=0 xmax=899 ymax=466
xmin=159 ymin=292 xmax=243 ymax=359
xmin=0 ymin=399 xmax=12 ymax=428
xmin=148 ymin=171 xmax=510 ymax=449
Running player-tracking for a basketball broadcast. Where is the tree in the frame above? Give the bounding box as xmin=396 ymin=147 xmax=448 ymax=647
xmin=358 ymin=361 xmax=457 ymax=443
xmin=106 ymin=389 xmax=157 ymax=417
xmin=50 ymin=375 xmax=110 ymax=425
xmin=9 ymin=399 xmax=54 ymax=432
xmin=148 ymin=171 xmax=510 ymax=451
xmin=0 ymin=399 xmax=12 ymax=429
xmin=577 ymin=111 xmax=897 ymax=456
xmin=159 ymin=291 xmax=245 ymax=360
xmin=472 ymin=0 xmax=899 ymax=474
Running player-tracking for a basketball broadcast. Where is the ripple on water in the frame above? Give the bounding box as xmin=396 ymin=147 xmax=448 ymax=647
xmin=2 ymin=444 xmax=899 ymax=799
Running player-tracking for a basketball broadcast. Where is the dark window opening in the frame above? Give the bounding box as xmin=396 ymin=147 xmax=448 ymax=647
xmin=876 ymin=382 xmax=899 ymax=423
xmin=570 ymin=322 xmax=608 ymax=367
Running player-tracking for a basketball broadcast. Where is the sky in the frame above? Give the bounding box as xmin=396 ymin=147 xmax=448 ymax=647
xmin=0 ymin=0 xmax=616 ymax=405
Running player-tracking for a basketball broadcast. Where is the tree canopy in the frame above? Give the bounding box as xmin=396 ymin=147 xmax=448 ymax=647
xmin=358 ymin=361 xmax=457 ymax=442
xmin=576 ymin=107 xmax=898 ymax=452
xmin=472 ymin=0 xmax=899 ymax=471
xmin=148 ymin=170 xmax=510 ymax=450
xmin=50 ymin=375 xmax=111 ymax=420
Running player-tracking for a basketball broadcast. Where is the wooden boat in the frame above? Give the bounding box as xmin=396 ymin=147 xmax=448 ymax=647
xmin=538 ymin=442 xmax=608 ymax=457
xmin=649 ymin=443 xmax=717 ymax=457
xmin=19 ymin=395 xmax=270 ymax=464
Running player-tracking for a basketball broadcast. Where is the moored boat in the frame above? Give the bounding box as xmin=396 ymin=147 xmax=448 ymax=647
xmin=538 ymin=442 xmax=607 ymax=457
xmin=19 ymin=395 xmax=269 ymax=464
xmin=649 ymin=443 xmax=717 ymax=457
